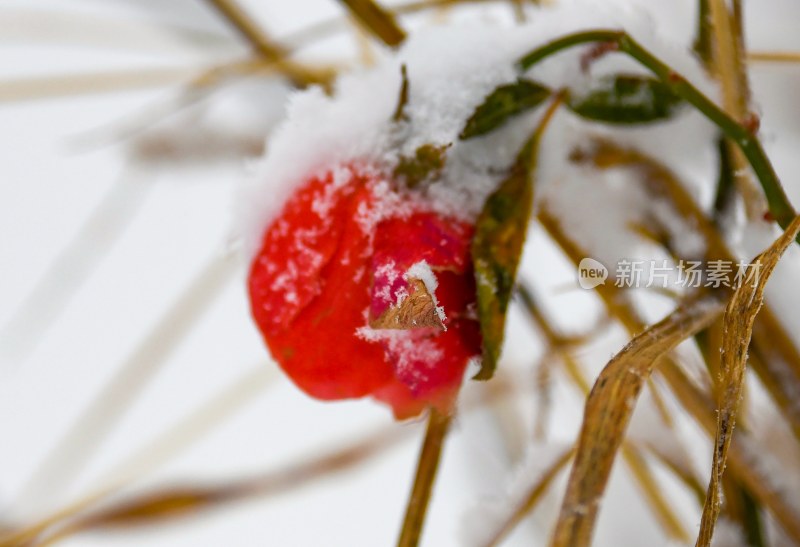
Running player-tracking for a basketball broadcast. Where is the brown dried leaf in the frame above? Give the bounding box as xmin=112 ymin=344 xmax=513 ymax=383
xmin=551 ymin=292 xmax=725 ymax=547
xmin=370 ymin=279 xmax=444 ymax=330
xmin=695 ymin=215 xmax=800 ymax=547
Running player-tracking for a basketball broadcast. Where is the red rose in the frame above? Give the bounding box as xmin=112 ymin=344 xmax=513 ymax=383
xmin=248 ymin=165 xmax=481 ymax=419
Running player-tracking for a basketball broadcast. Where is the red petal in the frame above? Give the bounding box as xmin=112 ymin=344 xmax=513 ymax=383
xmin=249 ymin=170 xmax=393 ymax=400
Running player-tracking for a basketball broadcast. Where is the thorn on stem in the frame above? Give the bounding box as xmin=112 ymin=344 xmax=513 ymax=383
xmin=743 ymin=112 xmax=761 ymax=134
xmin=667 ymin=71 xmax=684 ymax=83
xmin=580 ymin=41 xmax=619 ymax=72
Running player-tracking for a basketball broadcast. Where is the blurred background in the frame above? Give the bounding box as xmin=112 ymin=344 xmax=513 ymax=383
xmin=3 ymin=1 xmax=800 ymax=546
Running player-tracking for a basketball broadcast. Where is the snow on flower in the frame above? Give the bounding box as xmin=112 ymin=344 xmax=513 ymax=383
xmin=242 ymin=1 xmax=718 ymax=418
xmin=248 ymin=165 xmax=480 ymax=418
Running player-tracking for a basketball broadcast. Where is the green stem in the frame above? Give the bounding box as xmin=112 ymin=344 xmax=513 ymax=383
xmin=517 ymin=30 xmax=799 ymax=242
xmin=712 ymin=136 xmax=736 ymax=224
xmin=396 ymin=408 xmax=451 ymax=547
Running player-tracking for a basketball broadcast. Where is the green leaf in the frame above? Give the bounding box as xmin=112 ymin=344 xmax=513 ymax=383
xmin=568 ymin=74 xmax=682 ymax=124
xmin=471 ymin=151 xmax=535 ymax=380
xmin=393 ymin=143 xmax=450 ymax=188
xmin=471 ymin=93 xmax=563 ymax=380
xmin=460 ymin=79 xmax=551 ymax=140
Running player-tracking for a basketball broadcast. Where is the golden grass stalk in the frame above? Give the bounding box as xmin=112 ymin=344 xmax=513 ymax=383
xmin=548 ymin=291 xmax=725 ymax=547
xmin=24 ymin=425 xmax=415 ymax=547
xmin=396 ymin=408 xmax=452 ymax=547
xmin=643 ymin=442 xmax=706 ymax=505
xmin=0 ymin=170 xmax=149 ymax=361
xmin=482 ymin=447 xmax=575 ymax=547
xmin=708 ymin=0 xmax=765 ymax=219
xmin=14 ymin=253 xmax=237 ymax=513
xmin=0 ymin=374 xmax=545 ymax=546
xmin=0 ymin=365 xmax=274 ymax=547
xmin=695 ymin=214 xmax=800 ymax=546
xmin=337 ymin=0 xmax=407 ymax=47
xmin=581 ymin=139 xmax=800 ymax=441
xmin=518 ymin=286 xmax=689 ymax=542
xmin=0 ymin=66 xmax=220 ymax=103
xmin=748 ymin=51 xmax=800 ymax=63
xmin=539 ymin=208 xmax=800 ymax=543
xmin=204 ymin=0 xmax=333 ymax=87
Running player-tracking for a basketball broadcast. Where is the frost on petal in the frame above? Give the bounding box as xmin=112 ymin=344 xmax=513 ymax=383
xmin=362 ymin=320 xmax=481 ymax=419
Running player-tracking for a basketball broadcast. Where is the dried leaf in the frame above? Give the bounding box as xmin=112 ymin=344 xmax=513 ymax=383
xmin=370 ymin=279 xmax=444 ymax=330
xmin=567 ymin=74 xmax=682 ymax=125
xmin=551 ymin=292 xmax=725 ymax=547
xmin=459 ymin=79 xmax=551 ymax=139
xmin=393 ymin=143 xmax=450 ymax=188
xmin=696 ymin=215 xmax=800 ymax=547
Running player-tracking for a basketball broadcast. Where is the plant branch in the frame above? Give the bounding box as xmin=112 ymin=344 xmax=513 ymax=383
xmin=518 ymin=30 xmax=799 ymax=240
xmin=396 ymin=408 xmax=451 ymax=547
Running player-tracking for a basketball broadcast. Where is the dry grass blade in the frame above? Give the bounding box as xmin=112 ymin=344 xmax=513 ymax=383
xmin=337 ymin=0 xmax=407 ymax=46
xmin=397 ymin=408 xmax=452 ymax=547
xmin=539 ymin=207 xmax=800 ymax=542
xmin=5 ymin=365 xmax=274 ymax=545
xmin=550 ymin=292 xmax=725 ymax=547
xmin=14 ymin=253 xmax=237 ymax=514
xmin=0 ymin=376 xmax=540 ymax=547
xmin=0 ymin=58 xmax=286 ymax=106
xmin=1 ymin=170 xmax=148 ymax=362
xmin=518 ymin=285 xmax=688 ymax=542
xmin=205 ymin=0 xmax=333 ymax=87
xmin=93 ymin=365 xmax=274 ymax=496
xmin=22 ymin=425 xmax=415 ymax=547
xmin=748 ymin=51 xmax=800 ymax=63
xmin=581 ymin=138 xmax=800 ymax=441
xmin=0 ymin=67 xmax=213 ymax=103
xmin=643 ymin=442 xmax=706 ymax=505
xmin=695 ymin=214 xmax=800 ymax=547
xmin=708 ymin=0 xmax=765 ymax=219
xmin=482 ymin=447 xmax=575 ymax=547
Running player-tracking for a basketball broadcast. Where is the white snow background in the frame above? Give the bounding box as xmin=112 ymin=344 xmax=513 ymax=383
xmin=2 ymin=1 xmax=800 ymax=546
